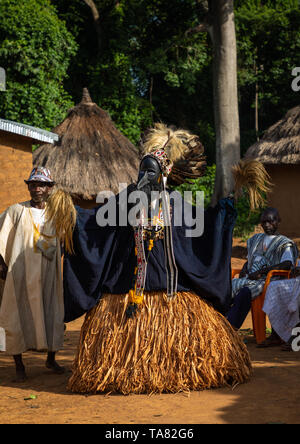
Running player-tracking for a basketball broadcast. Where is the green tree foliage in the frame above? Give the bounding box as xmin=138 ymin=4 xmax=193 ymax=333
xmin=52 ymin=0 xmax=214 ymax=149
xmin=52 ymin=0 xmax=299 ymax=157
xmin=0 ymin=0 xmax=299 ymax=162
xmin=235 ymin=0 xmax=300 ymax=154
xmin=174 ymin=165 xmax=216 ymax=208
xmin=0 ymin=0 xmax=77 ymax=130
xmin=174 ymin=164 xmax=263 ymax=238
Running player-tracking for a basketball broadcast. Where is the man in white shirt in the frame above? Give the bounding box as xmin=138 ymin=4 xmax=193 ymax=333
xmin=227 ymin=208 xmax=298 ymax=343
xmin=0 ymin=167 xmax=65 ymax=382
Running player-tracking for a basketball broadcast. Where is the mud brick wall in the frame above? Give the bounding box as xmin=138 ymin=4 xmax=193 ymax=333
xmin=266 ymin=164 xmax=300 ymax=239
xmin=0 ymin=131 xmax=33 ymax=214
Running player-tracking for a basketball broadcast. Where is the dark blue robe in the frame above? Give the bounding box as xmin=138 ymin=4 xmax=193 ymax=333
xmin=63 ymin=192 xmax=236 ymax=322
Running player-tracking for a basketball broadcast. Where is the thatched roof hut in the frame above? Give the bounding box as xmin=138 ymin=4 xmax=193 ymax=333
xmin=33 ymin=88 xmax=140 ymax=206
xmin=244 ymin=106 xmax=300 ymax=237
xmin=245 ymin=106 xmax=300 ymax=164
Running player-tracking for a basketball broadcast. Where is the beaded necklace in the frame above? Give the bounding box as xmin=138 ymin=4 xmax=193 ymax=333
xmin=126 ymin=204 xmax=165 ymax=317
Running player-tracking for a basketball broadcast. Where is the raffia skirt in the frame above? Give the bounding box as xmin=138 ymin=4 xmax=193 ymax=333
xmin=67 ymin=291 xmax=252 ymax=394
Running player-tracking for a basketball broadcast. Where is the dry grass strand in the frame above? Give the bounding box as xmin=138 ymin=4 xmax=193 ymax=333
xmin=46 ymin=188 xmax=77 ymax=254
xmin=232 ymin=159 xmax=273 ymax=210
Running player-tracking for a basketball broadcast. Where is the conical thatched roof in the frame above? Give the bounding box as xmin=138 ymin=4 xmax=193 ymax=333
xmin=245 ymin=106 xmax=300 ymax=164
xmin=33 ymin=88 xmax=140 ymax=199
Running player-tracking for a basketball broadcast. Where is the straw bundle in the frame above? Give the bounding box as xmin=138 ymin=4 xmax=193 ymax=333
xmin=232 ymin=159 xmax=273 ymax=211
xmin=67 ymin=291 xmax=251 ymax=394
xmin=46 ymin=188 xmax=77 ymax=254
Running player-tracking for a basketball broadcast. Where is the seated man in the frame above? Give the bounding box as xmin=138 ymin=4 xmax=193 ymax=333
xmin=263 ymin=267 xmax=300 ymax=350
xmin=227 ymin=208 xmax=298 ymax=343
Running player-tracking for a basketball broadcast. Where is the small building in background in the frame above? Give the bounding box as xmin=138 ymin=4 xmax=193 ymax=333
xmin=245 ymin=106 xmax=300 ymax=238
xmin=33 ymin=88 xmax=140 ymax=208
xmin=0 ymin=118 xmax=58 ymax=213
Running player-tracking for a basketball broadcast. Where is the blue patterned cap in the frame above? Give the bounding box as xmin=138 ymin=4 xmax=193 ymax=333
xmin=25 ymin=166 xmax=54 ymax=184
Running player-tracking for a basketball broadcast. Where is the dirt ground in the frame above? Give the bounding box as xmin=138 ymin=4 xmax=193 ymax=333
xmin=1 ymin=239 xmax=300 ymax=424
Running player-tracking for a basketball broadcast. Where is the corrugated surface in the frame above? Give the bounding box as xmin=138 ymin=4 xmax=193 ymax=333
xmin=0 ymin=118 xmax=58 ymax=144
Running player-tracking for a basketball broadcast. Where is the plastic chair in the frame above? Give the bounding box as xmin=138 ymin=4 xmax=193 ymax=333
xmin=231 ymin=267 xmax=291 ymax=344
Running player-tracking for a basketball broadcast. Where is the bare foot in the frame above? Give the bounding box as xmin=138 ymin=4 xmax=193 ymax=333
xmin=46 ymin=360 xmax=65 ymax=374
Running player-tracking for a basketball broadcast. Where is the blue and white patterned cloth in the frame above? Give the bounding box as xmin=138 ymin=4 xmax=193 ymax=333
xmin=263 ymin=277 xmax=300 ymax=343
xmin=232 ymin=233 xmax=298 ymax=301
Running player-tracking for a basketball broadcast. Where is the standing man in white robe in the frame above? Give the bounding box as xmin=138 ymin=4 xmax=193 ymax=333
xmin=0 ymin=167 xmax=65 ymax=382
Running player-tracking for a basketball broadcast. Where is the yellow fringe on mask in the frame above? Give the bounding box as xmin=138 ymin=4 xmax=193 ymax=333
xmin=67 ymin=291 xmax=252 ymax=394
xmin=232 ymin=159 xmax=273 ymax=211
xmin=45 ymin=188 xmax=77 ymax=254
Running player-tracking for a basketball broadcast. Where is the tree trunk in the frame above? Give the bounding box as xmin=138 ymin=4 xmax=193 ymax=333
xmin=210 ymin=0 xmax=240 ymax=205
xmin=255 ymin=61 xmax=259 ymax=141
xmin=83 ymin=0 xmax=102 ymax=52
